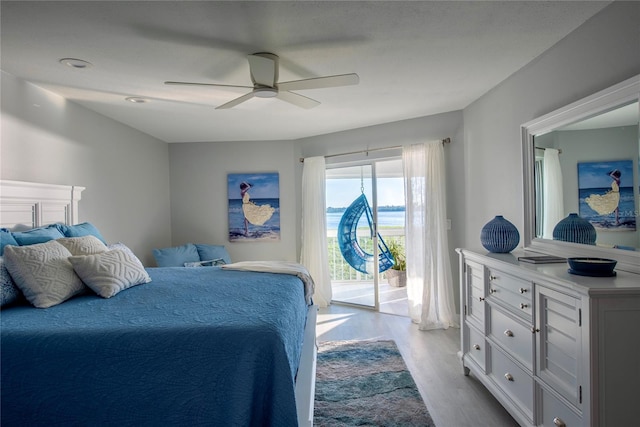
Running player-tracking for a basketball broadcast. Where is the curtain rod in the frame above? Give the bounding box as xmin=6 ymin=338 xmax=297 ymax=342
xmin=300 ymin=137 xmax=451 ymax=163
xmin=535 ymin=146 xmax=562 ymax=154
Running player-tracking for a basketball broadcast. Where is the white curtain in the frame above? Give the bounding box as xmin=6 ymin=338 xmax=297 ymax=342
xmin=542 ymin=148 xmax=564 ymax=239
xmin=300 ymin=156 xmax=332 ymax=307
xmin=403 ymin=142 xmax=458 ymax=330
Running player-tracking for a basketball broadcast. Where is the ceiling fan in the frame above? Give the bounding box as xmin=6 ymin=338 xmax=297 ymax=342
xmin=165 ymin=52 xmax=359 ymax=109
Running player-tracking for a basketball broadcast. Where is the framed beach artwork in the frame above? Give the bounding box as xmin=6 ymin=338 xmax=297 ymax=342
xmin=228 ymin=172 xmax=280 ymax=241
xmin=578 ymin=159 xmax=635 ymax=231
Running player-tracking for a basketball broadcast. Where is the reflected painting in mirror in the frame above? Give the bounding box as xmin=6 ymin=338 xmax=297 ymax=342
xmin=522 ymin=74 xmax=640 ymax=273
xmin=533 ymin=101 xmax=639 ymax=250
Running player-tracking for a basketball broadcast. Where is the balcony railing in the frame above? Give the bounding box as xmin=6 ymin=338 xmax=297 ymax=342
xmin=327 ymin=228 xmax=405 ymax=281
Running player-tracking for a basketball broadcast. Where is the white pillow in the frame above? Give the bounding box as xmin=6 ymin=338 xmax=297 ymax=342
xmin=69 ymin=249 xmax=151 ymax=298
xmin=56 ymin=235 xmax=108 ymax=256
xmin=3 ymin=241 xmax=85 ymax=308
xmin=107 ymin=242 xmax=148 ymax=271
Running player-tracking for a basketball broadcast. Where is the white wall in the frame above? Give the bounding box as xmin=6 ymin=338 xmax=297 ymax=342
xmin=1 ymin=71 xmax=172 ymax=266
xmin=168 ymin=140 xmax=301 ymax=263
xmin=462 ymin=2 xmax=640 ymax=252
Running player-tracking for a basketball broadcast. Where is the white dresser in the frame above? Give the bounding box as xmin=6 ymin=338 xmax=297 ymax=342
xmin=457 ymin=249 xmax=640 ymax=427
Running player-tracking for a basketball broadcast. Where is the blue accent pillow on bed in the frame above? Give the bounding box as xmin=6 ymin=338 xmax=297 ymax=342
xmin=1 ymin=229 xmax=19 ymax=256
xmin=0 ymin=256 xmax=22 ymax=307
xmin=56 ymin=222 xmax=107 ymax=244
xmin=195 ymin=244 xmax=232 ymax=265
xmin=11 ymin=225 xmax=64 ymax=246
xmin=153 ymin=243 xmax=200 ymax=267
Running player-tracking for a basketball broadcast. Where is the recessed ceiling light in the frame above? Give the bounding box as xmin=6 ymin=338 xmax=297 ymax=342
xmin=59 ymin=58 xmax=93 ymax=69
xmin=125 ymin=97 xmax=148 ymax=104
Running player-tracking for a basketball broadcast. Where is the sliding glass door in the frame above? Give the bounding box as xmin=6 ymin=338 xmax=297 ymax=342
xmin=325 ymin=158 xmax=406 ymax=314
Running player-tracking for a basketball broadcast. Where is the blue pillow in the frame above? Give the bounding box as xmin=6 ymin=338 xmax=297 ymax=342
xmin=11 ymin=225 xmax=64 ymax=246
xmin=195 ymin=244 xmax=232 ymax=264
xmin=1 ymin=229 xmax=18 ymax=256
xmin=152 ymin=243 xmax=200 ymax=267
xmin=57 ymin=222 xmax=107 ymax=244
xmin=1 ymin=256 xmax=22 ymax=307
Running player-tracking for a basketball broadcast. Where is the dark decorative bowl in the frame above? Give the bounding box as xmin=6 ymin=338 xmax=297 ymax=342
xmin=567 ymin=258 xmax=617 ymax=277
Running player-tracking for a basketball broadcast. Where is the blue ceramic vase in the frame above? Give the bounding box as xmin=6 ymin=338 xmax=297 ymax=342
xmin=552 ymin=213 xmax=596 ymax=245
xmin=480 ymin=215 xmax=520 ymax=253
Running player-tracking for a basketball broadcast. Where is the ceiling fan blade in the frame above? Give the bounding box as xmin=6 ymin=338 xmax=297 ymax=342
xmin=248 ymin=53 xmax=277 ymax=87
xmin=277 ymin=91 xmax=320 ymax=109
xmin=165 ymin=81 xmax=252 ymax=89
xmin=215 ymin=91 xmax=256 ymax=110
xmin=277 ymin=73 xmax=359 ymax=91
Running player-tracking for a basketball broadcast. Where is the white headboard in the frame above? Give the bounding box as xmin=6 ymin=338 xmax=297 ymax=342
xmin=0 ymin=180 xmax=85 ymax=231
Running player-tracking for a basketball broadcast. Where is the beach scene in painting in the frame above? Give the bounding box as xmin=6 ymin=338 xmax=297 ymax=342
xmin=228 ymin=172 xmax=280 ymax=241
xmin=578 ymin=160 xmax=636 ymax=231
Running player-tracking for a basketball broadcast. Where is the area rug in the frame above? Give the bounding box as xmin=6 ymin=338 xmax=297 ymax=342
xmin=314 ymin=340 xmax=435 ymax=427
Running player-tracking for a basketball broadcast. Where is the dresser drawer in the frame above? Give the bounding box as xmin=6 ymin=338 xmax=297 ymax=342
xmin=488 ymin=305 xmax=533 ymax=370
xmin=487 ymin=268 xmax=532 ymax=318
xmin=466 ymin=324 xmax=486 ymax=371
xmin=539 ymin=386 xmax=581 ymax=427
xmin=489 ymin=344 xmax=534 ymax=423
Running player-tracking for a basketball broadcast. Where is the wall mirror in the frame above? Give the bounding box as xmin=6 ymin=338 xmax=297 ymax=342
xmin=522 ymin=74 xmax=639 ymax=273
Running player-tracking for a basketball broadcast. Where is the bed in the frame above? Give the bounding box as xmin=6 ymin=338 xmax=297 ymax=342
xmin=0 ymin=180 xmax=317 ymax=427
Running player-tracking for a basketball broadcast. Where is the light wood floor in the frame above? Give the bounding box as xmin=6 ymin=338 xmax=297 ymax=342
xmin=316 ymin=304 xmax=519 ymax=427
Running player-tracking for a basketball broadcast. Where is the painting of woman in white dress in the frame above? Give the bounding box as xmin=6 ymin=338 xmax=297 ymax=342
xmin=228 ymin=173 xmax=280 ymax=241
xmin=578 ymin=160 xmax=635 ymax=231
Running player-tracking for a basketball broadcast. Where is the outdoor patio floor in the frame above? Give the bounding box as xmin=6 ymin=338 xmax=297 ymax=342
xmin=331 ymin=280 xmax=408 ymax=316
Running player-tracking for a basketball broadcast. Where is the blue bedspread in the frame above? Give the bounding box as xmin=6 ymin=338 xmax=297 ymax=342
xmin=1 ymin=267 xmax=308 ymax=426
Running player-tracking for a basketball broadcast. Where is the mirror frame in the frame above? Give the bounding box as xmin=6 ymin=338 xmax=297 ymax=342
xmin=522 ymin=74 xmax=640 ymax=274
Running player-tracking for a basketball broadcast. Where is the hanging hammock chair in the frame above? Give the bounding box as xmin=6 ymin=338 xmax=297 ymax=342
xmin=337 ymin=193 xmax=395 ymax=274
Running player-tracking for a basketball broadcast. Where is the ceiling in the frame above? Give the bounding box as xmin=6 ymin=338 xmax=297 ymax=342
xmin=558 ymin=102 xmax=639 ymax=131
xmin=1 ymin=1 xmax=611 ymax=143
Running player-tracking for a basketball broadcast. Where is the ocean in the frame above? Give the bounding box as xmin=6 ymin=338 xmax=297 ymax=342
xmin=228 ymin=198 xmax=280 ymax=240
xmin=326 ymin=210 xmax=405 ymax=230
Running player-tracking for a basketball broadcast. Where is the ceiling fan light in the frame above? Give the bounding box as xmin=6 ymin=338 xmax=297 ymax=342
xmin=254 ymin=87 xmax=278 ymax=98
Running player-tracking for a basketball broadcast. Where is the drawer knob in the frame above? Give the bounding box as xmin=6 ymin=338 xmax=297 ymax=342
xmin=504 ymin=373 xmax=514 ymax=382
xmin=479 ymin=297 xmax=485 ymax=302
xmin=519 ymin=287 xmax=528 ymax=294
xmin=473 ymin=344 xmax=481 ymax=350
xmin=504 ymin=329 xmax=514 ymax=337
xmin=489 ymin=275 xmax=497 ymax=281
xmin=553 ymin=417 xmax=566 ymax=427
xmin=520 ymin=303 xmax=529 ymax=309
xmin=490 ymin=288 xmax=497 ymax=294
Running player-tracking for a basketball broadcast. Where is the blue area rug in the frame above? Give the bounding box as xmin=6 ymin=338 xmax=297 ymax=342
xmin=314 ymin=340 xmax=435 ymax=427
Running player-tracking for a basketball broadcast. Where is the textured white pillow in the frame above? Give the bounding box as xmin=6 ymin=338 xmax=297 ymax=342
xmin=56 ymin=235 xmax=108 ymax=256
xmin=3 ymin=241 xmax=85 ymax=308
xmin=69 ymin=249 xmax=151 ymax=298
xmin=107 ymin=242 xmax=138 ymax=260
xmin=107 ymin=242 xmax=149 ymax=272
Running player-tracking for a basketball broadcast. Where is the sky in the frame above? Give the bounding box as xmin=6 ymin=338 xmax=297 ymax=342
xmin=227 ymin=173 xmax=280 ymax=199
xmin=577 ymin=160 xmax=634 ymax=189
xmin=326 ymin=177 xmax=405 ymax=208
